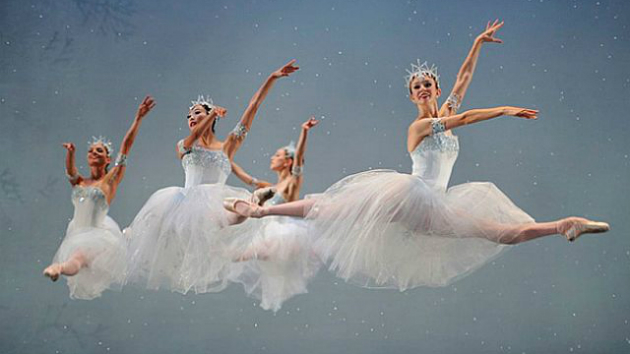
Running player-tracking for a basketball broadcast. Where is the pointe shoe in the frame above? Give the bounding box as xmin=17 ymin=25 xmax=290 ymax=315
xmin=559 ymin=217 xmax=610 ymax=242
xmin=43 ymin=264 xmax=62 ymax=282
xmin=223 ymin=198 xmax=264 ymax=218
xmin=252 ymin=187 xmax=276 ymax=206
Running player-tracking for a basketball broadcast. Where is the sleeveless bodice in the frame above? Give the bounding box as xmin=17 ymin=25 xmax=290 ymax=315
xmin=410 ymin=131 xmax=459 ymax=193
xmin=178 ymin=140 xmax=232 ymax=188
xmin=70 ymin=186 xmax=109 ymax=228
xmin=267 ymin=192 xmax=287 ymax=206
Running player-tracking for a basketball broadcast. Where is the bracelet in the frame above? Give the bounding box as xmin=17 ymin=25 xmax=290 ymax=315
xmin=250 ymin=177 xmax=259 ymax=186
xmin=114 ymin=153 xmax=127 ymax=167
xmin=291 ymin=165 xmax=303 ymax=177
xmin=231 ymin=122 xmax=248 ymax=139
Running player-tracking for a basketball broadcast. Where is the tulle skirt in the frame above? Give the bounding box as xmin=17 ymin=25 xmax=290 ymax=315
xmin=228 ymin=216 xmax=322 ymax=311
xmin=307 ymin=169 xmax=535 ymax=290
xmin=125 ymin=184 xmax=253 ymax=294
xmin=52 ymin=216 xmax=126 ymax=300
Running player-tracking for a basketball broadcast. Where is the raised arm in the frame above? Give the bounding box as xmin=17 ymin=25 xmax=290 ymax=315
xmin=62 ymin=142 xmax=82 ymax=186
xmin=107 ymin=96 xmax=156 ymax=187
xmin=223 ymin=60 xmax=299 ymax=160
xmin=439 ymin=20 xmax=504 ymax=117
xmin=292 ymin=116 xmax=319 ymax=174
xmin=230 ymin=161 xmax=272 ymax=189
xmin=408 ymin=106 xmax=538 ymax=151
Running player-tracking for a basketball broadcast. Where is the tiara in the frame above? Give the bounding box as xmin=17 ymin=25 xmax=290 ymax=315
xmin=88 ymin=135 xmax=114 ymax=156
xmin=189 ymin=95 xmax=215 ymax=110
xmin=282 ymin=141 xmax=296 ymax=159
xmin=405 ymin=60 xmax=440 ymax=88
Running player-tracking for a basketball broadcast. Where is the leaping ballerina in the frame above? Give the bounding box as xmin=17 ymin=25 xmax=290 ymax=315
xmin=224 ymin=21 xmax=610 ymax=290
xmin=43 ymin=96 xmax=155 ymax=299
xmin=226 ymin=116 xmax=322 ymax=311
xmin=124 ymin=60 xmax=299 ymax=294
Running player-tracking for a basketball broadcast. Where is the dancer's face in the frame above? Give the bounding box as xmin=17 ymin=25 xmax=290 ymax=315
xmin=187 ymin=104 xmax=211 ymax=131
xmin=270 ymin=148 xmax=292 ymax=171
xmin=87 ymin=143 xmax=111 ymax=168
xmin=409 ymin=75 xmax=441 ymax=106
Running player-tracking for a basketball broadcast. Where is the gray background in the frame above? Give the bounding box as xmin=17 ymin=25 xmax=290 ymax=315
xmin=1 ymin=0 xmax=629 ymax=353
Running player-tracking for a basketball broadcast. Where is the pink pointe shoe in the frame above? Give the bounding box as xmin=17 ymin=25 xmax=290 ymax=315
xmin=559 ymin=217 xmax=610 ymax=242
xmin=43 ymin=264 xmax=62 ymax=282
xmin=223 ymin=198 xmax=264 ymax=218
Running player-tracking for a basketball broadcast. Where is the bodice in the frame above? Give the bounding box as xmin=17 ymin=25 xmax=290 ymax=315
xmin=410 ymin=121 xmax=459 ymax=193
xmin=70 ymin=186 xmax=109 ymax=228
xmin=267 ymin=192 xmax=287 ymax=206
xmin=178 ymin=140 xmax=232 ymax=188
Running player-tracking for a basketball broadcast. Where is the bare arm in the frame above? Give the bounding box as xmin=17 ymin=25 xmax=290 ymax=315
xmin=223 ymin=60 xmax=299 ymax=160
xmin=439 ymin=20 xmax=504 ymax=117
xmin=62 ymin=142 xmax=82 ymax=186
xmin=293 ymin=116 xmax=319 ymax=172
xmin=230 ymin=161 xmax=272 ymax=189
xmin=107 ymin=96 xmax=156 ymax=187
xmin=408 ymin=106 xmax=538 ymax=151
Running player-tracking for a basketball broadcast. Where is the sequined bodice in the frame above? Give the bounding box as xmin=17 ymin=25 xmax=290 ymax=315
xmin=71 ymin=186 xmax=109 ymax=228
xmin=178 ymin=140 xmax=232 ymax=188
xmin=410 ymin=131 xmax=459 ymax=193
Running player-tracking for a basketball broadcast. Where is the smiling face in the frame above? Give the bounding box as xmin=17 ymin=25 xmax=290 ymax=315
xmin=187 ymin=104 xmax=213 ymax=131
xmin=409 ymin=74 xmax=441 ymax=106
xmin=87 ymin=142 xmax=111 ymax=169
xmin=269 ymin=148 xmax=293 ymax=172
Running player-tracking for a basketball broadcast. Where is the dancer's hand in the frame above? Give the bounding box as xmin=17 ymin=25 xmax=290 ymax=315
xmin=302 ymin=116 xmax=319 ymax=130
xmin=503 ymin=106 xmax=538 ymax=120
xmin=213 ymin=105 xmax=227 ymax=118
xmin=62 ymin=142 xmax=75 ymax=153
xmin=271 ymin=59 xmax=299 ymax=78
xmin=136 ymin=96 xmax=156 ymax=119
xmin=477 ymin=19 xmax=504 ymax=44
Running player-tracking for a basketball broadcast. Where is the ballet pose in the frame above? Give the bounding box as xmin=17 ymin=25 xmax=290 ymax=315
xmin=224 ymin=22 xmax=610 ymax=290
xmin=43 ymin=96 xmax=155 ymax=299
xmin=125 ymin=60 xmax=299 ymax=294
xmin=227 ymin=117 xmax=322 ymax=311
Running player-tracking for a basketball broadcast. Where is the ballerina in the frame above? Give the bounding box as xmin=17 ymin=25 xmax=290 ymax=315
xmin=125 ymin=60 xmax=299 ymax=295
xmin=226 ymin=116 xmax=322 ymax=311
xmin=224 ymin=22 xmax=610 ymax=290
xmin=43 ymin=96 xmax=155 ymax=299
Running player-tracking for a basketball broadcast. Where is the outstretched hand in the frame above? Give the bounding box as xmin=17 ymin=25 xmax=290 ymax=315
xmin=302 ymin=116 xmax=319 ymax=130
xmin=62 ymin=142 xmax=75 ymax=153
xmin=136 ymin=96 xmax=156 ymax=119
xmin=213 ymin=105 xmax=228 ymax=118
xmin=477 ymin=19 xmax=504 ymax=44
xmin=504 ymin=107 xmax=538 ymax=120
xmin=271 ymin=59 xmax=299 ymax=78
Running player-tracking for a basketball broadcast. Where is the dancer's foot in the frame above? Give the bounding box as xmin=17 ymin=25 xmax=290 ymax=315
xmin=558 ymin=217 xmax=610 ymax=242
xmin=43 ymin=264 xmax=62 ymax=282
xmin=224 ymin=198 xmax=265 ymax=218
xmin=252 ymin=187 xmax=276 ymax=206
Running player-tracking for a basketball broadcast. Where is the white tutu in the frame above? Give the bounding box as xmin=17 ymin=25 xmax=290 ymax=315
xmin=52 ymin=186 xmax=127 ymax=300
xmin=125 ymin=184 xmax=253 ymax=294
xmin=229 ymin=216 xmax=322 ymax=311
xmin=307 ymin=169 xmax=534 ymax=290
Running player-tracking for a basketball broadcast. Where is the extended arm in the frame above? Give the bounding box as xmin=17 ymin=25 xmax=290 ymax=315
xmin=62 ymin=142 xmax=82 ymax=186
xmin=292 ymin=116 xmax=319 ymax=174
xmin=231 ymin=161 xmax=272 ymax=189
xmin=108 ymin=96 xmax=156 ymax=186
xmin=223 ymin=60 xmax=299 ymax=160
xmin=439 ymin=20 xmax=504 ymax=117
xmin=408 ymin=106 xmax=538 ymax=151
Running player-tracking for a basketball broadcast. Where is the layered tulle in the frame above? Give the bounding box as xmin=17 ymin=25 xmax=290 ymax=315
xmin=228 ymin=216 xmax=322 ymax=311
xmin=125 ymin=184 xmax=253 ymax=294
xmin=307 ymin=169 xmax=534 ymax=290
xmin=53 ymin=216 xmax=126 ymax=300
